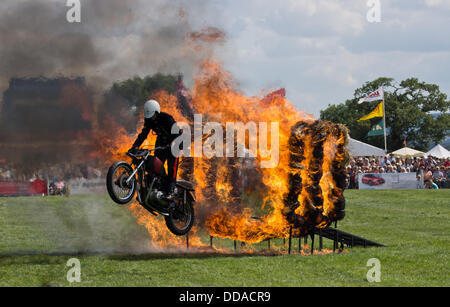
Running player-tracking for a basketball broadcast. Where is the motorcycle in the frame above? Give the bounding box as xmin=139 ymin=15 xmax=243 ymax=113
xmin=106 ymin=147 xmax=195 ymax=236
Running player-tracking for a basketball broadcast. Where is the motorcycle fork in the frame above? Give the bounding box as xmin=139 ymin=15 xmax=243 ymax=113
xmin=127 ymin=159 xmax=145 ymax=186
xmin=136 ymin=166 xmax=143 ymax=192
xmin=135 ymin=161 xmax=147 ymax=204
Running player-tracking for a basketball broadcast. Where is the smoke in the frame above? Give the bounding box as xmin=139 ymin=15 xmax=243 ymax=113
xmin=189 ymin=27 xmax=226 ymax=43
xmin=0 ymin=0 xmax=222 ymax=112
xmin=0 ymin=1 xmax=100 ymax=97
xmin=0 ymin=0 xmax=230 ymax=252
xmin=4 ymin=196 xmax=157 ymax=255
xmin=0 ymin=0 xmax=225 ymax=167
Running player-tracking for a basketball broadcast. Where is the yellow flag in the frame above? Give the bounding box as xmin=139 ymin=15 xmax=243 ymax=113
xmin=358 ymin=101 xmax=383 ymax=122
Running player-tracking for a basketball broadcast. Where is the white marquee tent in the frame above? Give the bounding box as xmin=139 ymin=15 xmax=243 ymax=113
xmin=426 ymin=144 xmax=450 ymax=158
xmin=348 ymin=138 xmax=385 ymax=157
xmin=391 ymin=147 xmax=425 ymax=157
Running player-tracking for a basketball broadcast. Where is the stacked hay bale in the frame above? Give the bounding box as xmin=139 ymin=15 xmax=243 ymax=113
xmin=327 ymin=123 xmax=349 ymax=222
xmin=283 ymin=120 xmax=349 ymax=234
xmin=283 ymin=121 xmax=308 ymax=232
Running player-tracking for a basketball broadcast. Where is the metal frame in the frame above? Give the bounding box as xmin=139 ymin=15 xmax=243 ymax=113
xmin=185 ymin=223 xmax=384 ymax=253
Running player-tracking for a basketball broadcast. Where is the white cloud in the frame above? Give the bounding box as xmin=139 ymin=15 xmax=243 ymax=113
xmin=4 ymin=0 xmax=446 ymax=118
xmin=424 ymin=0 xmax=450 ymax=9
xmin=207 ymin=0 xmax=450 ymax=116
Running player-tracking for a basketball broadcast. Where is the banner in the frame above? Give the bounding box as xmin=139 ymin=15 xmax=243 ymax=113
xmin=358 ymin=87 xmax=384 ymax=104
xmin=0 ymin=179 xmax=47 ymax=196
xmin=358 ymin=172 xmax=422 ymax=190
xmin=367 ymin=119 xmax=384 ymax=137
xmin=67 ymin=178 xmax=106 ymax=195
xmin=358 ymin=101 xmax=384 ymax=122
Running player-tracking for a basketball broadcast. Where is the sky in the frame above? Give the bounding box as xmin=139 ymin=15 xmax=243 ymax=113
xmin=192 ymin=0 xmax=450 ymax=117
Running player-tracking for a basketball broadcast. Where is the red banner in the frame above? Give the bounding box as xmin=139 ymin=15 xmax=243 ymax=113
xmin=0 ymin=179 xmax=47 ymax=196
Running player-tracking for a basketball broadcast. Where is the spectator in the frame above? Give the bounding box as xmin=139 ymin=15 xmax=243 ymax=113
xmin=424 ymin=179 xmax=439 ymax=189
xmin=433 ymin=166 xmax=447 ymax=188
xmin=54 ymin=179 xmax=66 ymax=195
xmin=424 ymin=167 xmax=433 ymax=181
xmin=346 ymin=152 xmax=449 ymax=189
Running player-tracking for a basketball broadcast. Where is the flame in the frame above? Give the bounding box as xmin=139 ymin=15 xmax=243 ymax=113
xmin=94 ymin=58 xmax=348 ymax=252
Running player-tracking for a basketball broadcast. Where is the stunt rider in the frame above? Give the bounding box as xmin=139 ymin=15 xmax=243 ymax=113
xmin=129 ymin=99 xmax=180 ymax=200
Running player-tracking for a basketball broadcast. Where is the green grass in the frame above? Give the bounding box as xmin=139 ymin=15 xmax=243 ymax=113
xmin=0 ymin=190 xmax=449 ymax=286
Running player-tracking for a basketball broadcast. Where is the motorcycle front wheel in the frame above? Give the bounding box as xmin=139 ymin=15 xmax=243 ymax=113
xmin=106 ymin=161 xmax=136 ymax=205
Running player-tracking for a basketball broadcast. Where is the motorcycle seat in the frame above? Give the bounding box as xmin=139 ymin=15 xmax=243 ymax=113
xmin=176 ymin=179 xmax=195 ymax=191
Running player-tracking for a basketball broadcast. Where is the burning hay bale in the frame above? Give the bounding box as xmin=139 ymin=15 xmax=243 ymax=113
xmin=205 ymin=118 xmax=350 ymax=243
xmin=284 ymin=120 xmax=349 ymax=234
xmin=95 ymin=63 xmax=351 ymax=247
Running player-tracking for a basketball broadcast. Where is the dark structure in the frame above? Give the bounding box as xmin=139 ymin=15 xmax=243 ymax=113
xmin=1 ymin=77 xmax=92 ymax=136
xmin=0 ymin=77 xmax=95 ymax=164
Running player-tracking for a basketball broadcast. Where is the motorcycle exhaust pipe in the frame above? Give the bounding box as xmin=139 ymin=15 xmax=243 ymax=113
xmin=150 ymin=190 xmax=170 ymax=208
xmin=144 ymin=178 xmax=170 ymax=216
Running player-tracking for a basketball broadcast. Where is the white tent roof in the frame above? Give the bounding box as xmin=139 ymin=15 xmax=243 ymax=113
xmin=348 ymin=138 xmax=385 ymax=157
xmin=426 ymin=144 xmax=450 ymax=158
xmin=390 ymin=147 xmax=425 ymax=157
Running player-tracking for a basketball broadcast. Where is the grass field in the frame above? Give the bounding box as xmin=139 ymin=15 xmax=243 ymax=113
xmin=0 ymin=190 xmax=449 ymax=287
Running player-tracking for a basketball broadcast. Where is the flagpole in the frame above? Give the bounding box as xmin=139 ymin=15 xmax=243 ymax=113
xmin=382 ymin=88 xmax=387 ymax=153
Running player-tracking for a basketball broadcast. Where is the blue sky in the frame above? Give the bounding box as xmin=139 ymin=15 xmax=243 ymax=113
xmin=184 ymin=0 xmax=450 ymax=117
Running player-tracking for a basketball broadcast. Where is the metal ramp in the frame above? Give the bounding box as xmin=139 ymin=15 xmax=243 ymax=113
xmin=193 ymin=224 xmax=385 ymax=255
xmin=280 ymin=225 xmax=385 ymax=255
xmin=312 ymin=226 xmax=385 ymax=249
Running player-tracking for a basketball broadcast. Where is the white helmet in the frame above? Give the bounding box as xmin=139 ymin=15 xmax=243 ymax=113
xmin=143 ymin=99 xmax=160 ymax=119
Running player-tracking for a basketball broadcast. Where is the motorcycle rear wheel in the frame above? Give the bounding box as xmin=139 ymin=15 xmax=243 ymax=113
xmin=165 ymin=196 xmax=195 ymax=236
xmin=106 ymin=161 xmax=136 ymax=205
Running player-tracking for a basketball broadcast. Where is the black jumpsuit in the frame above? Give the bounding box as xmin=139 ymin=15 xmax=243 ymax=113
xmin=132 ymin=112 xmax=180 ymax=185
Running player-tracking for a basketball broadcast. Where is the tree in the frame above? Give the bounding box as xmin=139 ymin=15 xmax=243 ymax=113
xmin=111 ymin=73 xmax=178 ymax=109
xmin=320 ymin=77 xmax=450 ymax=151
xmin=99 ymin=73 xmax=178 ymax=132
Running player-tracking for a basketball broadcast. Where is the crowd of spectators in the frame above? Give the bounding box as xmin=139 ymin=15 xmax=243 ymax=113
xmin=346 ymin=154 xmax=449 ymax=189
xmin=1 ymin=155 xmax=449 ymax=193
xmin=0 ymin=161 xmax=104 ymax=195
